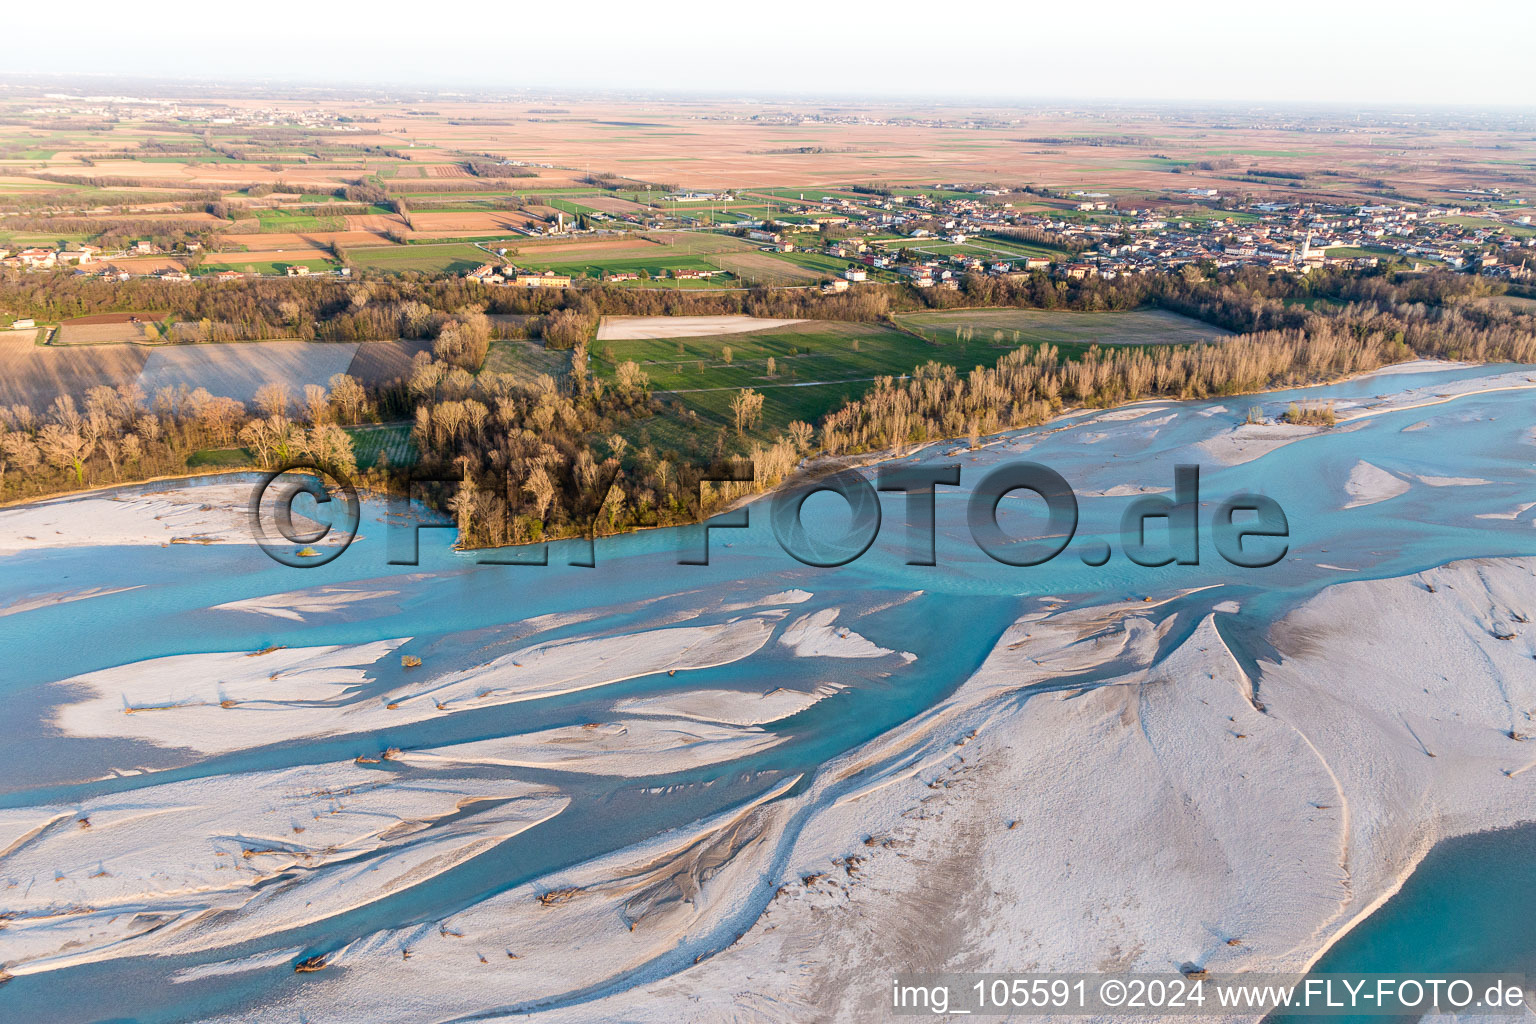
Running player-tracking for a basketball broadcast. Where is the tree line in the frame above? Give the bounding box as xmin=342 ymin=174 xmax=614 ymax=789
xmin=1 ymin=264 xmax=1533 ymax=552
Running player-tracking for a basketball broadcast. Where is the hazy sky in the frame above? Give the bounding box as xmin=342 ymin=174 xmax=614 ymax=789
xmin=10 ymin=0 xmax=1533 ymax=106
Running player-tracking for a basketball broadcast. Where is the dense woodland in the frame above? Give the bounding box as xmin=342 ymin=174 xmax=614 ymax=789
xmin=1 ymin=265 xmax=1533 ymax=548
xmin=1 ymin=261 xmax=1524 ymax=345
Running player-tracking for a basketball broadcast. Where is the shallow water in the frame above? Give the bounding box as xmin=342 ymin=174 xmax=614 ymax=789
xmin=0 ymin=363 xmax=1533 ymax=1021
xmin=1275 ymin=822 xmax=1536 ymax=1024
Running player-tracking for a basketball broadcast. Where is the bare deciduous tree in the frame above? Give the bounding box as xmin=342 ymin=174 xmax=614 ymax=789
xmin=37 ymin=423 xmax=94 ymax=484
xmin=731 ymin=388 xmax=764 ymax=437
xmin=255 ymin=382 xmax=291 ymax=420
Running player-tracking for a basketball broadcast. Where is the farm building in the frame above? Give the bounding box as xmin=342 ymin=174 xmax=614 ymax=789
xmin=465 ymin=263 xmax=504 ymax=283
xmin=512 ymin=271 xmax=572 ymax=289
xmin=16 ymin=248 xmax=57 ymax=269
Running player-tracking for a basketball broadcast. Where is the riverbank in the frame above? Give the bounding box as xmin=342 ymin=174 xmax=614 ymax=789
xmin=0 ymin=358 xmax=1521 ymax=560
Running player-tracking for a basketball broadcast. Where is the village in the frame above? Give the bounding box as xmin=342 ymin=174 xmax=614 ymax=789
xmin=6 ymin=180 xmax=1532 ymax=294
xmin=445 ymin=184 xmax=1536 ymax=295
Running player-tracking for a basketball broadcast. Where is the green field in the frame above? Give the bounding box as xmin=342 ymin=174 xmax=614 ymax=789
xmin=512 ymin=233 xmax=757 ymax=281
xmin=348 ymin=243 xmax=490 ymax=274
xmin=197 ymin=258 xmax=337 ymax=276
xmin=594 ymin=308 xmax=1232 ymax=445
xmin=1432 ymin=216 xmax=1536 ymax=238
xmin=186 ymin=447 xmax=257 ymax=469
xmin=519 ymin=254 xmax=726 ymax=279
xmin=542 ymin=197 xmax=613 ymax=218
xmin=893 ymin=308 xmax=1233 ymax=349
xmin=481 ymin=339 xmax=571 ymax=383
xmin=1165 ymin=209 xmax=1263 ymax=225
xmin=0 ymin=231 xmax=94 ymax=247
xmin=1322 ymin=246 xmax=1399 ymax=261
xmin=759 ymin=250 xmax=863 ymax=277
xmin=252 ymin=209 xmax=348 ymax=232
xmin=594 ymin=320 xmax=1029 ymax=439
xmin=346 ymin=423 xmax=416 ymax=469
xmin=873 ymin=234 xmax=1066 ymax=263
xmin=967 ymin=235 xmax=1068 ymax=259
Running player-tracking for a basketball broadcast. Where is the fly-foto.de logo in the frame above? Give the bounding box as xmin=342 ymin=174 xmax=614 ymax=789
xmin=251 ymin=461 xmax=1288 ymax=572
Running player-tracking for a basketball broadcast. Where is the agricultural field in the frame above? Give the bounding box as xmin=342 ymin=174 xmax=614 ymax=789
xmin=595 ymin=309 xmax=1231 ymax=439
xmin=0 ymin=231 xmax=95 ymax=248
xmin=6 ymin=91 xmax=1525 ymax=292
xmin=249 ymin=209 xmax=349 ymax=232
xmin=13 ymin=94 xmax=1514 ymax=209
xmin=0 ymin=332 xmax=440 ymax=412
xmin=347 ymin=243 xmax=492 ymax=274
xmin=1472 ymin=294 xmax=1536 ymax=314
xmin=1319 ymin=246 xmax=1402 ymax=263
xmin=53 ymin=321 xmax=156 ymax=345
xmin=397 ymin=210 xmax=540 ymax=236
xmin=762 ymin=250 xmax=866 ymax=278
xmin=51 ymin=312 xmax=169 ymax=345
xmin=702 ymin=251 xmax=824 ymax=285
xmin=1430 ymin=215 xmax=1536 ymax=238
xmin=136 ymin=341 xmax=360 ymax=408
xmin=892 ymin=308 xmax=1233 ymax=349
xmin=196 ymin=257 xmax=339 ymax=276
xmin=526 ymin=254 xmax=724 ymax=279
xmin=592 ymin=319 xmax=998 ymax=436
xmin=346 ymin=423 xmax=416 ymax=469
xmin=481 ymin=340 xmax=570 ymax=383
xmin=888 ymin=235 xmax=1066 ymax=262
xmin=345 ymin=339 xmax=435 ymax=387
xmin=0 ymin=331 xmax=151 ymax=408
xmin=506 ymin=232 xmax=761 ymax=281
xmin=184 ymin=446 xmax=257 ymax=470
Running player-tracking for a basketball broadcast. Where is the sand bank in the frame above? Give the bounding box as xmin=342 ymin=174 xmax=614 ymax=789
xmin=211 ymin=585 xmax=403 ymax=622
xmin=613 ymin=683 xmax=843 ymax=726
xmin=779 ymin=607 xmax=908 ymax=660
xmin=51 ymin=618 xmax=775 ymax=760
xmin=1344 ymin=460 xmax=1410 ymax=508
xmin=0 ymin=762 xmax=566 ymax=976
xmin=393 ymin=718 xmax=782 ymax=776
xmin=0 ymin=484 xmax=259 ymax=554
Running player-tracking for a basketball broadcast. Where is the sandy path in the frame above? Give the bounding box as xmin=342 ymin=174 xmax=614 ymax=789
xmin=598 ymin=315 xmax=809 ymax=341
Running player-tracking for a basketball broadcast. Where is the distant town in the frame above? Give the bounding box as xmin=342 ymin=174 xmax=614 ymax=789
xmin=2 ymin=89 xmax=1533 ymax=295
